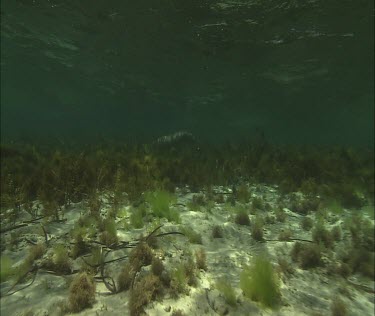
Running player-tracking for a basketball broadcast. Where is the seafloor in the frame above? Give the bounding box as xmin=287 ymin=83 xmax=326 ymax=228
xmin=1 ymin=182 xmax=374 ymax=316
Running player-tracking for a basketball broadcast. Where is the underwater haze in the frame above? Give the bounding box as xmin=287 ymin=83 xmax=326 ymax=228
xmin=1 ymin=2 xmax=375 ymax=316
xmin=1 ymin=0 xmax=374 ymax=146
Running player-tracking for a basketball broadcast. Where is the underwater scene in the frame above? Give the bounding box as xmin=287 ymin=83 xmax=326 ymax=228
xmin=0 ymin=1 xmax=374 ymax=316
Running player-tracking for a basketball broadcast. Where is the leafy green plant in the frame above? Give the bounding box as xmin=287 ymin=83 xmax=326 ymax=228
xmin=278 ymin=229 xmax=292 ymax=241
xmin=118 ymin=206 xmax=128 ymax=218
xmin=129 ymin=242 xmax=153 ymax=270
xmin=88 ymin=193 xmax=102 ymax=219
xmin=240 ymin=255 xmax=280 ymax=308
xmin=69 ymin=272 xmax=96 ymax=312
xmin=145 ymin=190 xmax=179 ymax=222
xmin=265 ymin=214 xmax=276 ymax=224
xmin=77 ymin=215 xmax=97 ymax=237
xmin=331 ymin=297 xmax=347 ymax=316
xmin=171 ymin=309 xmax=186 ymax=316
xmin=212 ymin=225 xmax=224 ymax=238
xmin=71 ymin=232 xmax=89 ymax=259
xmin=344 ymin=247 xmax=374 ymax=279
xmin=216 ymin=279 xmax=237 ymax=306
xmin=118 ymin=263 xmax=136 ymax=292
xmin=214 ymin=193 xmax=225 ymax=204
xmin=170 ymin=264 xmax=188 ymax=296
xmin=290 ymin=197 xmax=320 ymax=215
xmin=301 ymin=216 xmax=314 ymax=231
xmin=251 ymin=197 xmax=265 ymax=211
xmin=327 ymin=199 xmax=344 ymax=215
xmin=275 ymin=207 xmax=286 ymax=222
xmin=52 ymin=244 xmax=71 ymax=274
xmin=40 ymin=200 xmax=60 ymax=220
xmin=191 ymin=194 xmax=206 ymax=206
xmin=13 ymin=258 xmax=33 ymax=284
xmin=151 ymin=257 xmax=164 ymax=276
xmin=184 ymin=254 xmax=197 ymax=286
xmin=277 ymin=257 xmax=295 ymax=276
xmin=26 ymin=243 xmax=45 ymax=263
xmin=234 ymin=210 xmax=250 ymax=226
xmin=1 ymin=143 xmax=373 ymax=217
xmin=181 ymin=226 xmax=203 ymax=244
xmin=291 ymin=242 xmax=322 ymax=269
xmin=195 ymin=248 xmax=207 ymax=271
xmin=251 ymin=216 xmax=264 ymax=241
xmin=235 ymin=184 xmax=250 ymax=203
xmin=129 ymin=274 xmax=161 ymax=316
xmin=337 ymin=262 xmax=351 ymax=278
xmin=130 ymin=205 xmax=147 ymax=228
xmin=331 ymin=225 xmax=342 ymax=241
xmin=363 ymin=204 xmax=374 ymax=219
xmin=0 ymin=256 xmax=14 ymax=282
xmin=7 ymin=243 xmax=45 ymax=285
xmin=312 ymin=221 xmax=333 ymax=248
xmin=337 ymin=184 xmax=365 ymax=209
xmin=80 ymin=247 xmax=101 ymax=274
xmin=187 ymin=200 xmax=202 ymax=213
xmin=100 ymin=218 xmax=118 ymax=246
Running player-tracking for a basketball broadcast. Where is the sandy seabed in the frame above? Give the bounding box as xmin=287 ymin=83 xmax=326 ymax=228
xmin=1 ymin=184 xmax=374 ymax=316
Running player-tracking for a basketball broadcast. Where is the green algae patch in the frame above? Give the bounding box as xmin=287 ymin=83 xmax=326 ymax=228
xmin=240 ymin=255 xmax=280 ymax=308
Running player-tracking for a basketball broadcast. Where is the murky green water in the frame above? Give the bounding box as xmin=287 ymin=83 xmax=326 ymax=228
xmin=1 ymin=0 xmax=373 ymax=145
